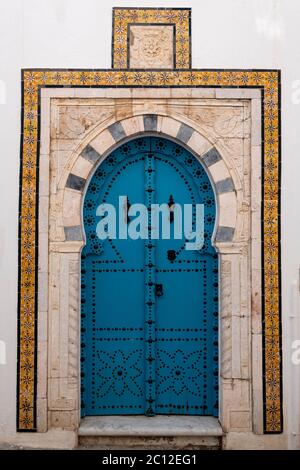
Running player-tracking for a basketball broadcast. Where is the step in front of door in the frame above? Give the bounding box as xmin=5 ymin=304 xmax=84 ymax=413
xmin=78 ymin=416 xmax=223 ymax=450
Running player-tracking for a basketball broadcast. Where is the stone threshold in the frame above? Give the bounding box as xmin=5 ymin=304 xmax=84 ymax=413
xmin=79 ymin=416 xmax=223 ymax=437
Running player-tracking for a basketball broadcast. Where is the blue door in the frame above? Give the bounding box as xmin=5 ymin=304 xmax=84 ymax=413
xmin=81 ymin=136 xmax=218 ymax=417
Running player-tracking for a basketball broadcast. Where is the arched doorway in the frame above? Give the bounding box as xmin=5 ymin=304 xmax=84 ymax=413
xmin=81 ymin=136 xmax=218 ymax=417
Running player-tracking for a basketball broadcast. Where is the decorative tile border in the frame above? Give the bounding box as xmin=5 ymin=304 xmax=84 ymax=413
xmin=112 ymin=7 xmax=191 ymax=69
xmin=18 ymin=69 xmax=281 ymax=433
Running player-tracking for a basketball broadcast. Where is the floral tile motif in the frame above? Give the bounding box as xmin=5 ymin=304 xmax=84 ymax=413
xmin=112 ymin=7 xmax=191 ymax=69
xmin=18 ymin=69 xmax=281 ymax=434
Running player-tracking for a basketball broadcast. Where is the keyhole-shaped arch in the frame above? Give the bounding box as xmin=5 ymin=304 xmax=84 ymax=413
xmin=60 ymin=114 xmax=239 ymax=249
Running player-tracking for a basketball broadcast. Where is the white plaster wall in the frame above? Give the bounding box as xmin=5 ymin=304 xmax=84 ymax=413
xmin=0 ymin=0 xmax=299 ymax=448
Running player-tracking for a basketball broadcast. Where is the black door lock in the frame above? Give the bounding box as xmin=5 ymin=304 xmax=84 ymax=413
xmin=155 ymin=284 xmax=164 ymax=297
xmin=167 ymin=250 xmax=176 ymax=261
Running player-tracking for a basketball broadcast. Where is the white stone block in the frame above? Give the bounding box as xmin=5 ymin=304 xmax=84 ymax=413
xmin=187 ymin=131 xmax=212 ymax=157
xmin=43 ymin=88 xmax=75 ymax=98
xmin=251 ymin=209 xmax=261 ymax=241
xmin=208 ymin=159 xmax=230 ymax=183
xmin=37 ymin=398 xmax=48 ymax=433
xmin=191 ymin=88 xmax=216 ymax=99
xmin=71 ymin=155 xmax=93 ymax=179
xmin=37 ymin=340 xmax=48 ymax=399
xmin=122 ymin=115 xmax=144 ymax=136
xmin=38 ymin=231 xmax=49 ymax=273
xmin=63 ymin=189 xmax=82 ymax=227
xmin=50 ymin=410 xmax=79 ymax=430
xmin=229 ymin=410 xmax=251 ymax=430
xmin=160 ymin=116 xmax=181 ymax=137
xmin=251 ymin=99 xmax=262 ymax=146
xmin=39 ymin=153 xmax=50 ymax=197
xmin=219 ymin=192 xmax=237 ymax=228
xmin=216 ymin=88 xmax=261 ymax=99
xmin=38 ymin=272 xmax=48 ymax=313
xmin=231 ymin=315 xmax=241 ymax=378
xmin=90 ymin=129 xmax=115 ymax=155
xmin=252 ymin=333 xmax=264 ymax=434
xmin=39 ymin=196 xmax=49 ymax=234
xmin=40 ymin=98 xmax=51 ymax=157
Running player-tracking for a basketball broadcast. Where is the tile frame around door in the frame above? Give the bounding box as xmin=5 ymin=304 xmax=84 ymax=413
xmin=17 ymin=69 xmax=281 ymax=434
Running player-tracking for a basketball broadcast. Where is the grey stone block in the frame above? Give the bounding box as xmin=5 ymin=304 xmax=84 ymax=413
xmin=66 ymin=173 xmax=86 ymax=191
xmin=108 ymin=121 xmax=126 ymax=142
xmin=202 ymin=148 xmax=222 ymax=167
xmin=216 ymin=177 xmax=235 ymax=194
xmin=64 ymin=225 xmax=82 ymax=241
xmin=176 ymin=123 xmax=194 ymax=143
xmin=215 ymin=226 xmax=235 ymax=242
xmin=143 ymin=114 xmax=157 ymax=131
xmin=81 ymin=144 xmax=101 ymax=164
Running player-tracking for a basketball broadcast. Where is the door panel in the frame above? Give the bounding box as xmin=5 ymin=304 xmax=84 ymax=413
xmin=81 ymin=136 xmax=218 ymax=417
xmin=82 ymin=150 xmax=147 ymax=415
xmin=152 ymin=139 xmax=218 ymax=415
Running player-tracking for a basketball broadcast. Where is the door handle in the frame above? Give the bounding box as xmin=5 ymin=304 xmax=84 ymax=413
xmin=125 ymin=196 xmax=131 ymax=224
xmin=155 ymin=284 xmax=164 ymax=297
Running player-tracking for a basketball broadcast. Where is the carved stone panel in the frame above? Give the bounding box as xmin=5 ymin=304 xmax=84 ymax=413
xmin=129 ymin=25 xmax=174 ymax=69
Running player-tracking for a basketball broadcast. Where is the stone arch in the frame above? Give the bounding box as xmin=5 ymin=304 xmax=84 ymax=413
xmin=45 ymin=107 xmax=255 ymax=435
xmin=60 ymin=114 xmax=240 ymax=249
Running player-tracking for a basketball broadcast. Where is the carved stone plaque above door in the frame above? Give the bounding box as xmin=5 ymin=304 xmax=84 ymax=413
xmin=112 ymin=7 xmax=191 ymax=69
xmin=129 ymin=25 xmax=175 ymax=69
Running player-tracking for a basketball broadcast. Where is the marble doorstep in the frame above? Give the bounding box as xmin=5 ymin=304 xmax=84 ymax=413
xmin=79 ymin=416 xmax=223 ymax=437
